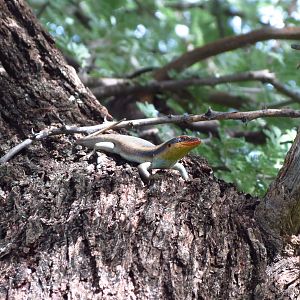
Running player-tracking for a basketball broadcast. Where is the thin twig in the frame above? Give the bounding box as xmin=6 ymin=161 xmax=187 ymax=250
xmin=87 ymin=118 xmax=126 ymax=136
xmin=1 ymin=108 xmax=300 ymax=164
xmin=0 ymin=124 xmax=114 ymax=164
xmin=164 ymin=1 xmax=245 ymax=18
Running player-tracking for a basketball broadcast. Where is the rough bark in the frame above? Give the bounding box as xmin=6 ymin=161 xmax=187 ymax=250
xmin=256 ymin=131 xmax=300 ymax=251
xmin=0 ymin=1 xmax=299 ymax=299
xmin=0 ymin=151 xmax=266 ymax=299
xmin=0 ymin=0 xmax=110 ymax=140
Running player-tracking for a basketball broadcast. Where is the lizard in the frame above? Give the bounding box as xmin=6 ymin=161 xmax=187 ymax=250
xmin=76 ymin=134 xmax=201 ymax=180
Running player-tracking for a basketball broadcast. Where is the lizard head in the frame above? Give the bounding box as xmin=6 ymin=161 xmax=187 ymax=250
xmin=159 ymin=135 xmax=201 ymax=162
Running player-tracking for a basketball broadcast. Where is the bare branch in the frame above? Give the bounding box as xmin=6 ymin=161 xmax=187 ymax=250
xmin=80 ymin=75 xmax=130 ymax=88
xmin=164 ymin=1 xmax=244 ymax=18
xmin=207 ymin=92 xmax=252 ymax=109
xmin=91 ymin=69 xmax=300 ymax=104
xmin=125 ymin=67 xmax=157 ymax=79
xmin=230 ymin=130 xmax=267 ymax=144
xmin=291 ymin=43 xmax=300 ymax=50
xmin=154 ymin=27 xmax=300 ymax=80
xmin=91 ymin=70 xmax=272 ymax=97
xmin=267 ymin=99 xmax=295 ymax=109
xmin=80 ymin=68 xmax=157 ymax=88
xmin=107 ymin=108 xmax=300 ymax=129
xmin=2 ymin=108 xmax=300 ymax=163
xmin=266 ymin=77 xmax=300 ymax=101
xmin=36 ymin=0 xmax=50 ymax=18
xmin=164 ymin=1 xmax=206 ymax=10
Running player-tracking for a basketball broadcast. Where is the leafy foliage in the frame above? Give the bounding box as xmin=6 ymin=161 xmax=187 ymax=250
xmin=196 ymin=126 xmax=296 ymax=196
xmin=28 ymin=0 xmax=300 ymax=195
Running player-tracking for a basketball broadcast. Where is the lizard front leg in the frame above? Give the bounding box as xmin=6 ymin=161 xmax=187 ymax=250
xmin=138 ymin=162 xmax=152 ymax=180
xmin=172 ymin=162 xmax=189 ymax=180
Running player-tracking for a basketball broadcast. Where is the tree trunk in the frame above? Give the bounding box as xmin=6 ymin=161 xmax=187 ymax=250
xmin=0 ymin=1 xmax=299 ymax=299
xmin=255 ymin=130 xmax=300 ymax=252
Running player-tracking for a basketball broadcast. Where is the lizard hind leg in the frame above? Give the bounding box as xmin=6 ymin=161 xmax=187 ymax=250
xmin=94 ymin=142 xmax=115 ymax=153
xmin=84 ymin=142 xmax=115 ymax=160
